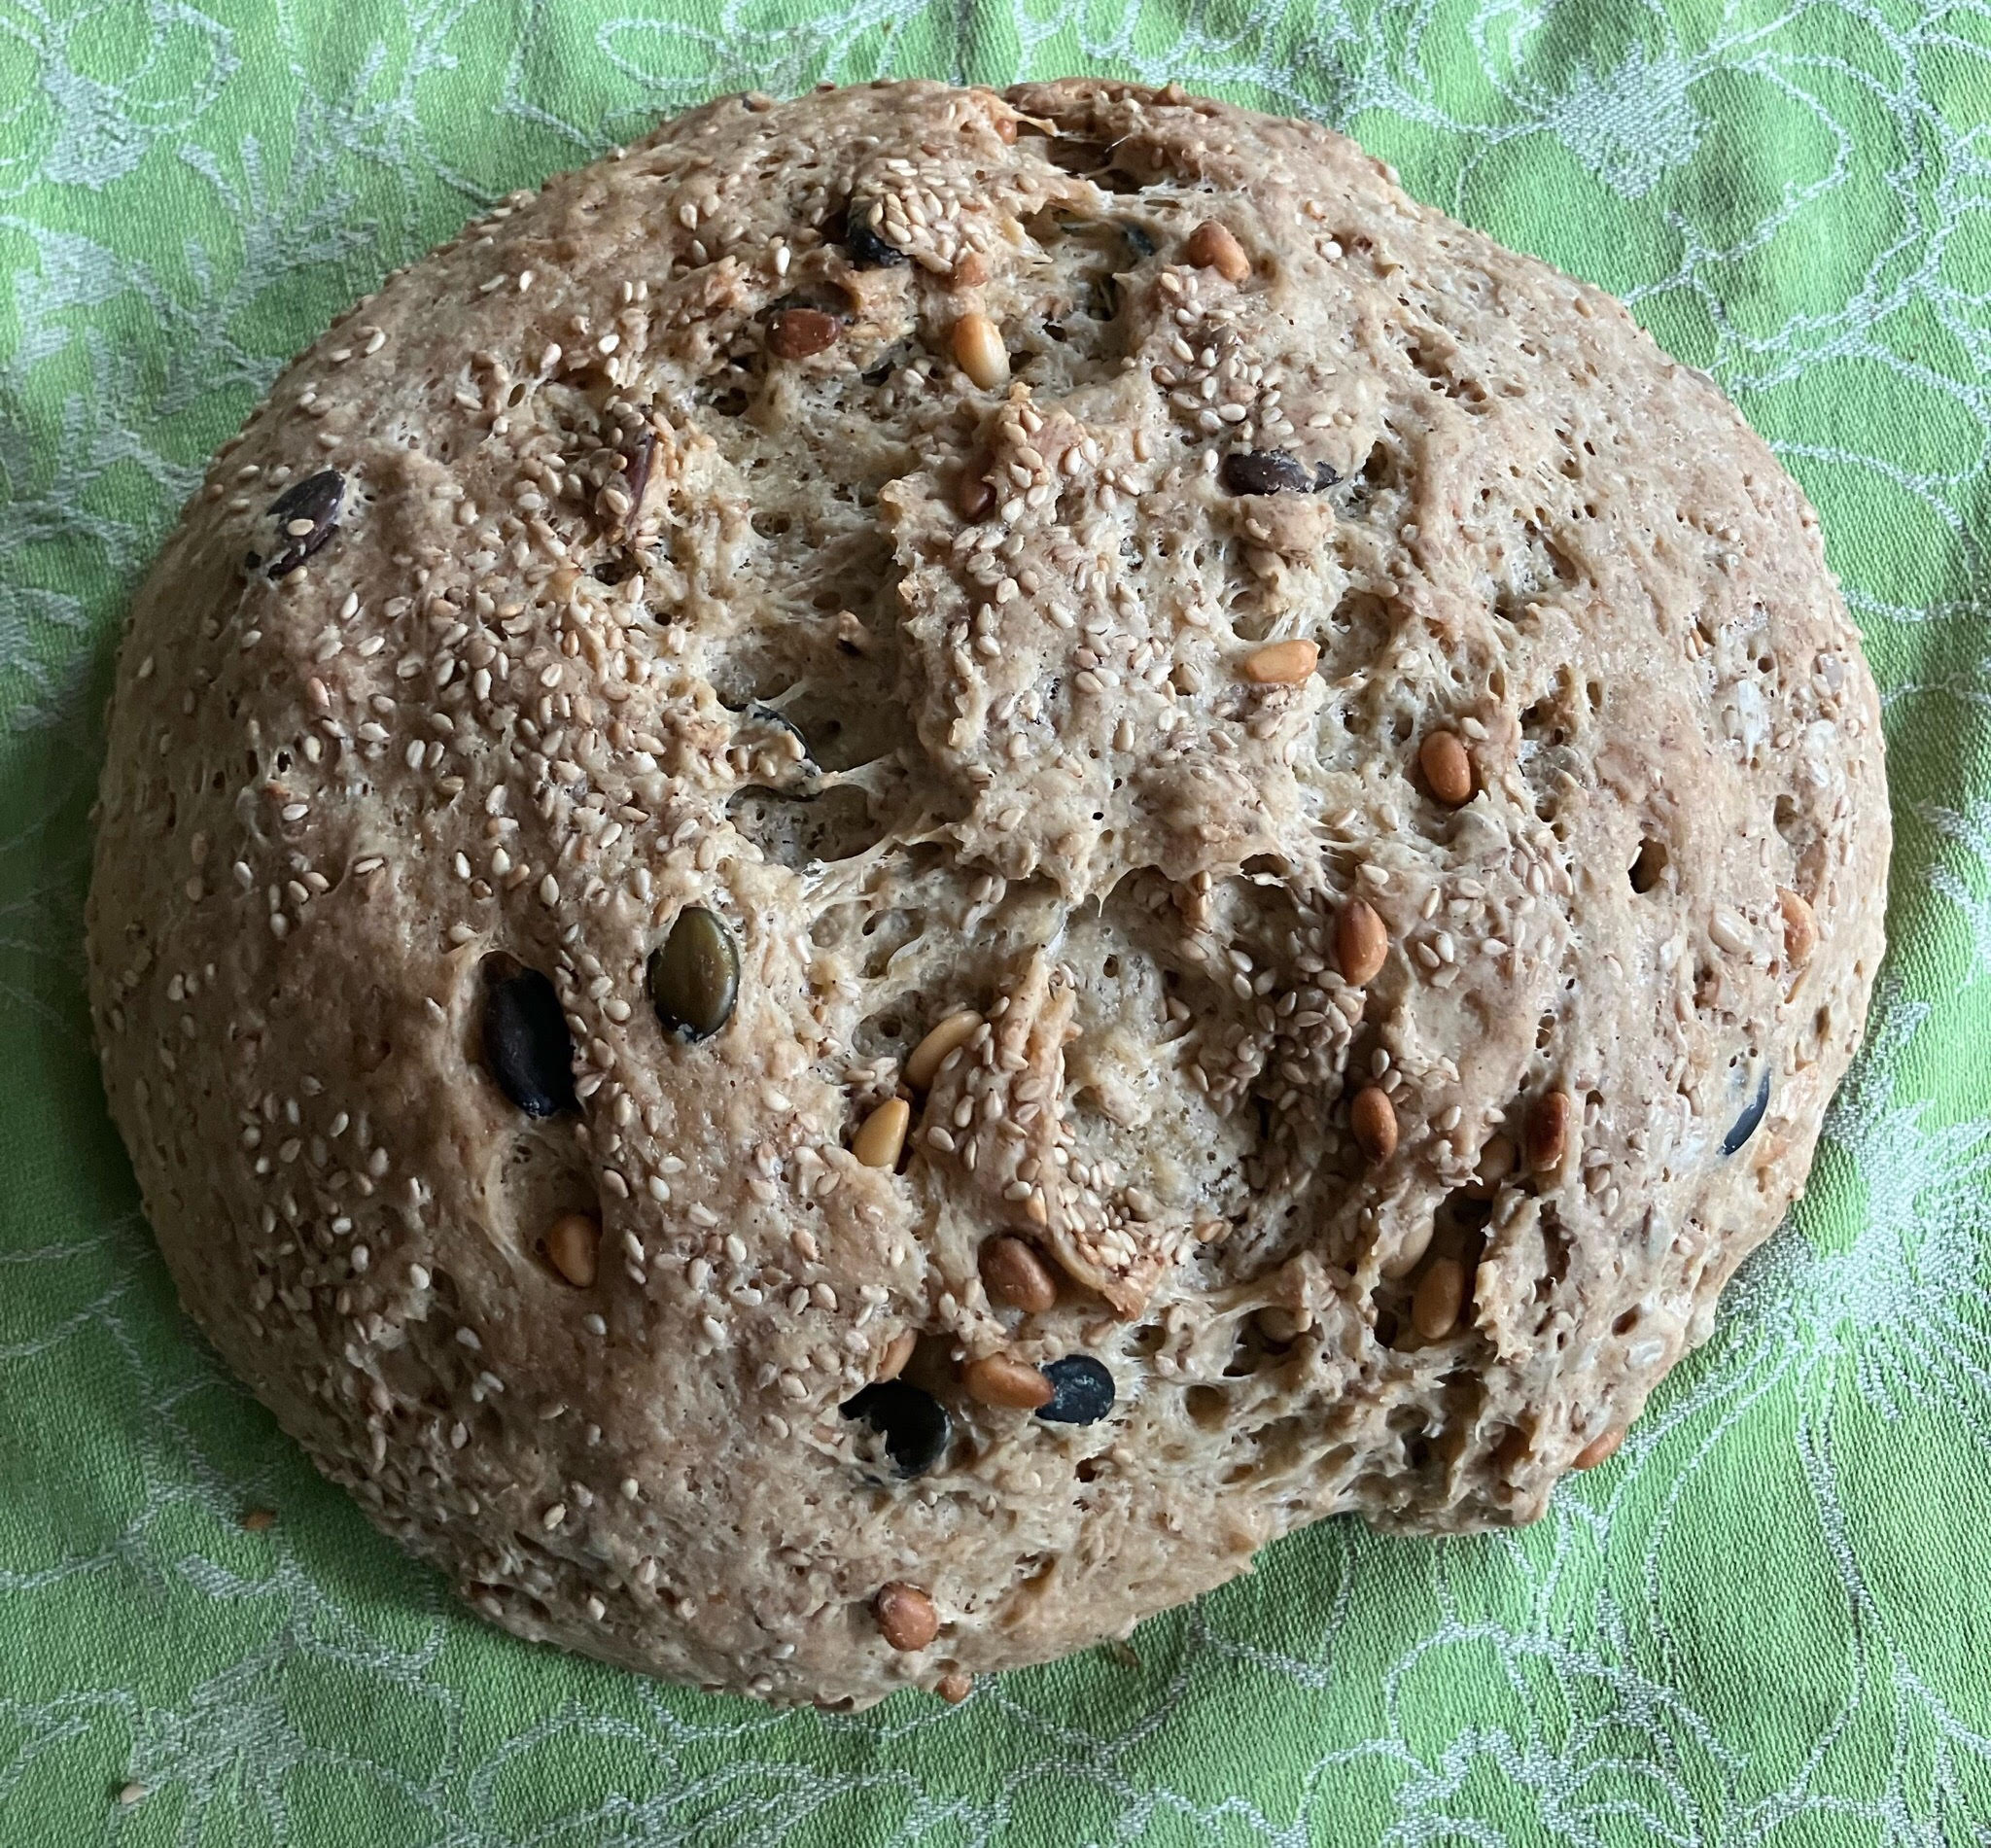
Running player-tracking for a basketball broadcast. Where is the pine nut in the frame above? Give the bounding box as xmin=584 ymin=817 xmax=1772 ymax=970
xmin=544 ymin=1211 xmax=600 ymax=1287
xmin=874 ymin=1581 xmax=940 ymax=1651
xmin=1526 ymin=1091 xmax=1573 ymax=1172
xmin=1419 ymin=729 xmax=1474 ymax=805
xmin=1185 ymin=219 xmax=1251 ymax=282
xmin=1709 ymin=908 xmax=1751 ymax=956
xmin=1468 ymin=1133 xmax=1516 ymax=1197
xmin=981 ymin=1236 xmax=1058 ymax=1312
xmin=1241 ymin=639 xmax=1319 ymax=683
xmin=906 ymin=1010 xmax=983 ymax=1088
xmin=1411 ymin=1256 xmax=1466 ymax=1340
xmin=1379 ymin=1217 xmax=1435 ymax=1280
xmin=1256 ymin=1305 xmax=1311 ymax=1342
xmin=951 ymin=312 xmax=1009 ymax=390
xmin=878 ymin=1328 xmax=917 ymax=1380
xmin=766 ymin=306 xmax=840 ymax=359
xmin=853 ymin=1097 xmax=911 ymax=1168
xmin=956 ymin=466 xmax=995 ymax=520
xmin=1778 ymin=888 xmax=1816 ymax=969
xmin=1350 ymin=1085 xmax=1398 ymax=1163
xmin=1572 ymin=1426 xmax=1624 ymax=1470
xmin=963 ymin=1351 xmax=1054 ymax=1410
xmin=1336 ymin=898 xmax=1388 ymax=986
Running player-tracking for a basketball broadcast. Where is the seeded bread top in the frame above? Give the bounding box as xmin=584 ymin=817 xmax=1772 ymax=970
xmin=87 ymin=77 xmax=1889 ymax=1709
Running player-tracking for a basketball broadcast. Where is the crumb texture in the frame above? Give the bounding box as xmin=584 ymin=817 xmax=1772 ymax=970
xmin=87 ymin=78 xmax=1889 ymax=1708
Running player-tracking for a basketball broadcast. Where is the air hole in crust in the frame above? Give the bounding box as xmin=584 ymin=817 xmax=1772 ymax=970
xmin=1629 ymin=838 xmax=1668 ymax=893
xmin=728 ymin=784 xmax=888 ymax=868
xmin=1185 ymin=1384 xmax=1227 ymax=1429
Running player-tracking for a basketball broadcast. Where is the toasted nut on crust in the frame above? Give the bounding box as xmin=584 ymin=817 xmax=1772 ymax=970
xmin=874 ymin=1581 xmax=940 ymax=1651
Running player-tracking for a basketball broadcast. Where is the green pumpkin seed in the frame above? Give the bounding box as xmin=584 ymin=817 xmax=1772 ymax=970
xmin=647 ymin=906 xmax=740 ymax=1041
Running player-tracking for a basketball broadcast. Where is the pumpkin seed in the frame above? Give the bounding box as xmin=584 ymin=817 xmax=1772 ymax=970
xmin=251 ymin=469 xmax=345 ymax=576
xmin=1034 ymin=1354 xmax=1115 ymax=1424
xmin=482 ymin=968 xmax=577 ymax=1117
xmin=1722 ymin=1069 xmax=1770 ymax=1155
xmin=647 ymin=907 xmax=740 ymax=1041
xmin=1220 ymin=449 xmax=1337 ymax=496
xmin=843 ymin=201 xmax=907 ymax=268
xmin=841 ymin=1378 xmax=950 ymax=1477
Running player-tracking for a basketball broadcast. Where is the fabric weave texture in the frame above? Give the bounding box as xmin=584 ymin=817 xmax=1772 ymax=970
xmin=2 ymin=2 xmax=1988 ymax=1842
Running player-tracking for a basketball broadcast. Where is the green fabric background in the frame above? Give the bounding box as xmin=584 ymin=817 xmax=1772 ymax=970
xmin=3 ymin=1 xmax=1989 ymax=1842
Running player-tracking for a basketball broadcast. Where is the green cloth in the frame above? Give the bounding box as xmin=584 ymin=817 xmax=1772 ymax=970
xmin=2 ymin=0 xmax=1987 ymax=1840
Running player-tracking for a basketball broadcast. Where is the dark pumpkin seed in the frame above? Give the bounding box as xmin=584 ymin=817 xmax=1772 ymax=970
xmin=1722 ymin=1069 xmax=1770 ymax=1155
xmin=619 ymin=428 xmax=656 ymax=533
xmin=647 ymin=906 xmax=740 ymax=1041
xmin=1116 ymin=219 xmax=1157 ymax=261
xmin=1047 ymin=214 xmax=1155 ymax=321
xmin=1035 ymin=1354 xmax=1115 ymax=1425
xmin=740 ymin=701 xmax=814 ymax=773
xmin=482 ymin=969 xmax=577 ymax=1117
xmin=251 ymin=469 xmax=345 ymax=576
xmin=842 ymin=202 xmax=907 ymax=268
xmin=841 ymin=1378 xmax=950 ymax=1477
xmin=1220 ymin=449 xmax=1330 ymax=497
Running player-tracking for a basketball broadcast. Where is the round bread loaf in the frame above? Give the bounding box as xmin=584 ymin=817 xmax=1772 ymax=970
xmin=86 ymin=78 xmax=1890 ymax=1707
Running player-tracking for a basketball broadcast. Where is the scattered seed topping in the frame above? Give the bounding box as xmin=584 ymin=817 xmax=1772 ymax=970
xmin=1411 ymin=1257 xmax=1466 ymax=1340
xmin=873 ymin=1581 xmax=940 ymax=1652
xmin=980 ymin=1236 xmax=1058 ymax=1313
xmin=767 ymin=306 xmax=841 ymax=360
xmin=963 ymin=1350 xmax=1054 ymax=1410
xmin=1219 ymin=448 xmax=1335 ymax=496
xmin=1469 ymin=1133 xmax=1516 ymax=1197
xmin=1572 ymin=1427 xmax=1624 ymax=1470
xmin=1418 ymin=730 xmax=1474 ymax=806
xmin=250 ymin=469 xmax=345 ymax=576
xmin=1778 ymin=888 xmax=1816 ymax=969
xmin=956 ymin=466 xmax=995 ymax=521
xmin=1241 ymin=639 xmax=1319 ymax=685
xmin=877 ymin=1329 xmax=917 ymax=1381
xmin=905 ymin=1010 xmax=983 ymax=1090
xmin=1350 ymin=1085 xmax=1398 ymax=1164
xmin=647 ymin=907 xmax=740 ymax=1042
xmin=1722 ymin=1069 xmax=1770 ymax=1156
xmin=1526 ymin=1090 xmax=1573 ymax=1172
xmin=1335 ymin=899 xmax=1388 ymax=986
xmin=618 ymin=428 xmax=657 ymax=536
xmin=936 ymin=1670 xmax=973 ymax=1703
xmin=1184 ymin=219 xmax=1250 ymax=282
xmin=544 ymin=1211 xmax=600 ymax=1288
xmin=1035 ymin=1354 xmax=1115 ymax=1425
xmin=841 ymin=1378 xmax=950 ymax=1477
xmin=240 ymin=1508 xmax=277 ymax=1532
xmin=482 ymin=968 xmax=578 ymax=1117
xmin=843 ymin=201 xmax=908 ymax=268
xmin=853 ymin=1097 xmax=911 ymax=1169
xmin=951 ymin=311 xmax=1009 ymax=391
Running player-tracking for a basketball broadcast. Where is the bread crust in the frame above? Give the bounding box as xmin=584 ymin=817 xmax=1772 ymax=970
xmin=87 ymin=79 xmax=1889 ymax=1707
